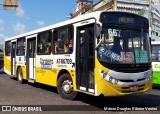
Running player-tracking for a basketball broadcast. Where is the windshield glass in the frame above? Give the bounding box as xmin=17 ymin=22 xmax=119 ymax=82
xmin=152 ymin=45 xmax=160 ymax=62
xmin=97 ymin=27 xmax=151 ymax=64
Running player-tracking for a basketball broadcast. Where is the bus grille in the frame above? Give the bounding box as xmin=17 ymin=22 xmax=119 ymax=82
xmin=119 ymin=78 xmax=146 ymax=83
xmin=121 ymin=84 xmax=145 ymax=93
xmin=115 ymin=67 xmax=150 ymax=73
xmin=100 ymin=62 xmax=151 ymax=73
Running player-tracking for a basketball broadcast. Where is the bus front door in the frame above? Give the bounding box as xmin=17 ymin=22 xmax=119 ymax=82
xmin=76 ymin=24 xmax=95 ymax=93
xmin=26 ymin=38 xmax=36 ymax=80
xmin=11 ymin=42 xmax=16 ymax=76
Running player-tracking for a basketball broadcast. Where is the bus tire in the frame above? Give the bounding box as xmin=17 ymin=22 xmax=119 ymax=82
xmin=57 ymin=73 xmax=77 ymax=100
xmin=17 ymin=67 xmax=24 ymax=84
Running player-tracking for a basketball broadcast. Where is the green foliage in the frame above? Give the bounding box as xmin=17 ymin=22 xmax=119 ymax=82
xmin=69 ymin=13 xmax=73 ymax=17
xmin=138 ymin=8 xmax=145 ymax=16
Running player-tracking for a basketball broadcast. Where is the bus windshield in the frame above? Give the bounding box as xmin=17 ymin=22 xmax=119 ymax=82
xmin=152 ymin=44 xmax=160 ymax=62
xmin=97 ymin=27 xmax=151 ymax=64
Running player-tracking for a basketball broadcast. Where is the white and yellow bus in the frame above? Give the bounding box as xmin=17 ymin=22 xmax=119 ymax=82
xmin=4 ymin=11 xmax=152 ymax=99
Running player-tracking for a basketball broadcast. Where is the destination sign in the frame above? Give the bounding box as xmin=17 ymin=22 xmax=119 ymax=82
xmin=100 ymin=12 xmax=148 ymax=28
xmin=119 ymin=17 xmax=134 ymax=24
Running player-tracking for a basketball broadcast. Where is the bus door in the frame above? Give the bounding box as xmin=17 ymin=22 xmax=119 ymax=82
xmin=11 ymin=41 xmax=16 ymax=76
xmin=76 ymin=24 xmax=95 ymax=93
xmin=26 ymin=37 xmax=36 ymax=80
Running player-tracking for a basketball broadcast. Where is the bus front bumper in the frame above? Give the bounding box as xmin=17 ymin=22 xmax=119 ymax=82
xmin=96 ymin=79 xmax=152 ymax=97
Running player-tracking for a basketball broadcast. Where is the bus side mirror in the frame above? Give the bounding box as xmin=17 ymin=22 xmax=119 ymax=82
xmin=96 ymin=24 xmax=102 ymax=37
xmin=149 ymin=37 xmax=151 ymax=46
xmin=149 ymin=37 xmax=153 ymax=52
xmin=149 ymin=37 xmax=155 ymax=53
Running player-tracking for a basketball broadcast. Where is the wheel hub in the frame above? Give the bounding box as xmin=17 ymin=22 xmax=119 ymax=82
xmin=62 ymin=80 xmax=73 ymax=94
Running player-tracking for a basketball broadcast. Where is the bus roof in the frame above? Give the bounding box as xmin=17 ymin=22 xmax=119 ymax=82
xmin=5 ymin=11 xmax=102 ymax=41
xmin=5 ymin=11 xmax=148 ymax=42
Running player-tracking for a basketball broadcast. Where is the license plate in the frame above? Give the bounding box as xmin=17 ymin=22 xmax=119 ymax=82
xmin=130 ymin=85 xmax=138 ymax=91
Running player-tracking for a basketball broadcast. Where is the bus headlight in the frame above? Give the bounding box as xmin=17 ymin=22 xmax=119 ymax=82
xmin=144 ymin=70 xmax=152 ymax=81
xmin=108 ymin=75 xmax=118 ymax=84
xmin=110 ymin=77 xmax=119 ymax=84
xmin=102 ymin=71 xmax=118 ymax=84
xmin=147 ymin=76 xmax=152 ymax=81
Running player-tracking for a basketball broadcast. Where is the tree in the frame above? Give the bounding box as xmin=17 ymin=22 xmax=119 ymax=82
xmin=138 ymin=8 xmax=145 ymax=16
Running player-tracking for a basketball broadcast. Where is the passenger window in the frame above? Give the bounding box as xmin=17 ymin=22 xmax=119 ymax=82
xmin=37 ymin=31 xmax=52 ymax=55
xmin=53 ymin=26 xmax=73 ymax=54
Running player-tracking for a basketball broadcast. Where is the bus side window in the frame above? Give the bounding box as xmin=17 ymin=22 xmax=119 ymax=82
xmin=68 ymin=26 xmax=73 ymax=53
xmin=53 ymin=26 xmax=74 ymax=54
xmin=37 ymin=31 xmax=51 ymax=55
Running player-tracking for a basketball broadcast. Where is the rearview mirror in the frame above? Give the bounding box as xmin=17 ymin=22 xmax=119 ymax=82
xmin=96 ymin=24 xmax=102 ymax=37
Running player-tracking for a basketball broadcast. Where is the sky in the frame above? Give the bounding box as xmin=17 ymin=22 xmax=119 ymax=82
xmin=0 ymin=0 xmax=99 ymax=42
xmin=0 ymin=0 xmax=159 ymax=43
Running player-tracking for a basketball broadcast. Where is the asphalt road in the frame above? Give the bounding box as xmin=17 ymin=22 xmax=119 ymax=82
xmin=0 ymin=70 xmax=160 ymax=114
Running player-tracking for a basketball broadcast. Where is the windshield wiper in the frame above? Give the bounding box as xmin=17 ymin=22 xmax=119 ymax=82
xmin=95 ymin=34 xmax=105 ymax=49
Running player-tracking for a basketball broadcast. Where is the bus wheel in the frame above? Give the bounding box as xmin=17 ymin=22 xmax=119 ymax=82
xmin=17 ymin=67 xmax=24 ymax=83
xmin=57 ymin=73 xmax=77 ymax=100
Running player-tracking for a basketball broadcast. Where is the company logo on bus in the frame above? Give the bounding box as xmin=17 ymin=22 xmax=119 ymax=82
xmin=154 ymin=64 xmax=160 ymax=69
xmin=40 ymin=58 xmax=54 ymax=70
xmin=152 ymin=62 xmax=160 ymax=71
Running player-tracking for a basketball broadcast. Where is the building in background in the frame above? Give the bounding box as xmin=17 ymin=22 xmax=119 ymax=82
xmin=72 ymin=0 xmax=160 ymax=40
xmin=72 ymin=0 xmax=93 ymax=18
xmin=3 ymin=0 xmax=19 ymax=10
xmin=150 ymin=0 xmax=160 ymax=41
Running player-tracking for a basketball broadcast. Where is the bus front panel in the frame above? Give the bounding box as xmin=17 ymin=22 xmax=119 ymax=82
xmin=94 ymin=12 xmax=152 ymax=96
